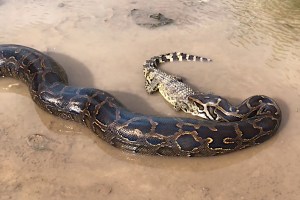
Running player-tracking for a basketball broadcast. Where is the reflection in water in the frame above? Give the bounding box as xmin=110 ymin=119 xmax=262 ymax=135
xmin=227 ymin=0 xmax=300 ymax=61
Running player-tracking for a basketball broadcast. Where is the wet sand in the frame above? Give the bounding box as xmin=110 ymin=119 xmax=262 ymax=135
xmin=0 ymin=0 xmax=300 ymax=199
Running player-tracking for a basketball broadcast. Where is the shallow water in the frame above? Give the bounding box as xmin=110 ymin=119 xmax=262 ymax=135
xmin=0 ymin=0 xmax=299 ymax=199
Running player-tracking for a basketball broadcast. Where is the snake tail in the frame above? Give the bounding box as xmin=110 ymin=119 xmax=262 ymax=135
xmin=0 ymin=45 xmax=281 ymax=157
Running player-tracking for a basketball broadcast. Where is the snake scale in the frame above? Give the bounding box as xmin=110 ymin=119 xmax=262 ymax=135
xmin=143 ymin=52 xmax=273 ymax=122
xmin=0 ymin=44 xmax=281 ymax=157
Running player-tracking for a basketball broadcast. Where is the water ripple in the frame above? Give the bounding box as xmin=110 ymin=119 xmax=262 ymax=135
xmin=226 ymin=0 xmax=300 ymax=61
xmin=0 ymin=0 xmax=298 ymax=63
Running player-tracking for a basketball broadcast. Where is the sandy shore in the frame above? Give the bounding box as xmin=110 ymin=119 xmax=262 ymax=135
xmin=0 ymin=0 xmax=299 ymax=199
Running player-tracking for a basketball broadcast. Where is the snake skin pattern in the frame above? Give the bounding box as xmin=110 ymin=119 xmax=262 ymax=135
xmin=143 ymin=52 xmax=273 ymax=122
xmin=143 ymin=53 xmax=216 ymax=120
xmin=0 ymin=44 xmax=282 ymax=156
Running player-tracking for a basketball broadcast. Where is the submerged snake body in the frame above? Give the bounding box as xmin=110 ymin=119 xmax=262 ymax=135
xmin=0 ymin=45 xmax=281 ymax=156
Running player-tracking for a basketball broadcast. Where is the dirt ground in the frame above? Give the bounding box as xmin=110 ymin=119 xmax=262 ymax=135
xmin=0 ymin=0 xmax=299 ymax=199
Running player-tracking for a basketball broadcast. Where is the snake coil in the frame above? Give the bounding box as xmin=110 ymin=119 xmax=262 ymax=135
xmin=0 ymin=45 xmax=281 ymax=156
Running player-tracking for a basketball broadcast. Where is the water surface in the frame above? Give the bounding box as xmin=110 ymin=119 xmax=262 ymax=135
xmin=0 ymin=0 xmax=299 ymax=199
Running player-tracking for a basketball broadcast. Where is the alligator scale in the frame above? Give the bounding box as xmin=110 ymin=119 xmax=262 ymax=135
xmin=142 ymin=52 xmax=270 ymax=122
xmin=0 ymin=45 xmax=281 ymax=156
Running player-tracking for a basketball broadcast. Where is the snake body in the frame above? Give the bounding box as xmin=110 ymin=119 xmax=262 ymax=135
xmin=143 ymin=52 xmax=273 ymax=122
xmin=0 ymin=45 xmax=281 ymax=156
xmin=143 ymin=52 xmax=215 ymax=120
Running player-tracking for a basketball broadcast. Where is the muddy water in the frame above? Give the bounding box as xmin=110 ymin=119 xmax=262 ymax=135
xmin=0 ymin=0 xmax=299 ymax=199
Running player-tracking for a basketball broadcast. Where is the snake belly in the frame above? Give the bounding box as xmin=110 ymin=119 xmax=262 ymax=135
xmin=0 ymin=44 xmax=282 ymax=157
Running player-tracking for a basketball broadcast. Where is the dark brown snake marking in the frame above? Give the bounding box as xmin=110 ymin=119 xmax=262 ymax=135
xmin=0 ymin=45 xmax=282 ymax=156
xmin=143 ymin=52 xmax=278 ymax=122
